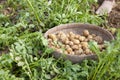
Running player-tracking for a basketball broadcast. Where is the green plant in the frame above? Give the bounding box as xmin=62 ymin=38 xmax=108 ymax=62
xmin=0 ymin=0 xmax=119 ymax=80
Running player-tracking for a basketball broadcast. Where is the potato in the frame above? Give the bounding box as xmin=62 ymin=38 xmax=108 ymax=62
xmin=71 ymin=45 xmax=79 ymax=50
xmin=64 ymin=40 xmax=69 ymax=44
xmin=59 ymin=35 xmax=67 ymax=42
xmin=78 ymin=44 xmax=82 ymax=48
xmin=69 ymin=32 xmax=75 ymax=36
xmin=48 ymin=30 xmax=105 ymax=56
xmin=94 ymin=36 xmax=103 ymax=44
xmin=70 ymin=51 xmax=75 ymax=55
xmin=56 ymin=49 xmax=63 ymax=53
xmin=66 ymin=34 xmax=70 ymax=37
xmin=48 ymin=34 xmax=57 ymax=41
xmin=98 ymin=44 xmax=106 ymax=50
xmin=72 ymin=39 xmax=80 ymax=45
xmin=64 ymin=51 xmax=68 ymax=54
xmin=69 ymin=35 xmax=75 ymax=41
xmin=84 ymin=48 xmax=92 ymax=55
xmin=56 ymin=44 xmax=60 ymax=48
xmin=66 ymin=47 xmax=73 ymax=53
xmin=65 ymin=45 xmax=70 ymax=49
xmin=48 ymin=42 xmax=54 ymax=46
xmin=87 ymin=35 xmax=93 ymax=40
xmin=81 ymin=42 xmax=88 ymax=50
xmin=79 ymin=36 xmax=85 ymax=42
xmin=48 ymin=39 xmax=52 ymax=42
xmin=59 ymin=31 xmax=64 ymax=35
xmin=91 ymin=34 xmax=96 ymax=37
xmin=84 ymin=39 xmax=88 ymax=42
xmin=81 ymin=42 xmax=88 ymax=47
xmin=68 ymin=41 xmax=74 ymax=46
xmin=75 ymin=34 xmax=80 ymax=39
xmin=74 ymin=48 xmax=83 ymax=55
xmin=83 ymin=30 xmax=89 ymax=37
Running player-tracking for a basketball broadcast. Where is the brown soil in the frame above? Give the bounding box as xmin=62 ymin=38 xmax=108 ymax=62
xmin=108 ymin=2 xmax=120 ymax=28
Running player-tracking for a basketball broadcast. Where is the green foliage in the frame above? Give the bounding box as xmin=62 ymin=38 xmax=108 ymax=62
xmin=0 ymin=0 xmax=119 ymax=80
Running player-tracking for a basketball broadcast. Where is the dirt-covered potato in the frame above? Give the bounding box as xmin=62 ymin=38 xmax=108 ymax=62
xmin=68 ymin=41 xmax=74 ymax=46
xmin=84 ymin=48 xmax=92 ymax=55
xmin=94 ymin=36 xmax=103 ymax=44
xmin=48 ymin=34 xmax=57 ymax=41
xmin=79 ymin=36 xmax=85 ymax=42
xmin=87 ymin=35 xmax=93 ymax=41
xmin=71 ymin=45 xmax=79 ymax=50
xmin=72 ymin=39 xmax=80 ymax=45
xmin=91 ymin=34 xmax=96 ymax=37
xmin=66 ymin=47 xmax=73 ymax=54
xmin=83 ymin=30 xmax=89 ymax=37
xmin=47 ymin=30 xmax=105 ymax=56
xmin=74 ymin=48 xmax=83 ymax=55
xmin=81 ymin=42 xmax=88 ymax=50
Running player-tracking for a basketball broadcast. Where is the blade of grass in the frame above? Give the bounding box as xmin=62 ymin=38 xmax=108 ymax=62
xmin=25 ymin=0 xmax=45 ymax=30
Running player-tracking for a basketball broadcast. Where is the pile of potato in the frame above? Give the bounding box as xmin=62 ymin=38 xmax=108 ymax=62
xmin=47 ymin=30 xmax=105 ymax=55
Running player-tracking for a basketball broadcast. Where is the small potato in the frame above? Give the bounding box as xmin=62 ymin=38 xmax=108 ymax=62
xmin=83 ymin=30 xmax=89 ymax=37
xmin=69 ymin=35 xmax=75 ymax=41
xmin=79 ymin=36 xmax=85 ymax=42
xmin=59 ymin=31 xmax=64 ymax=35
xmin=94 ymin=36 xmax=103 ymax=44
xmin=66 ymin=47 xmax=73 ymax=53
xmin=69 ymin=32 xmax=76 ymax=39
xmin=84 ymin=39 xmax=88 ymax=42
xmin=60 ymin=34 xmax=66 ymax=39
xmin=68 ymin=41 xmax=74 ymax=46
xmin=64 ymin=40 xmax=69 ymax=44
xmin=70 ymin=51 xmax=75 ymax=55
xmin=84 ymin=49 xmax=92 ymax=55
xmin=75 ymin=48 xmax=83 ymax=55
xmin=64 ymin=51 xmax=68 ymax=54
xmin=56 ymin=44 xmax=60 ymax=49
xmin=80 ymin=54 xmax=86 ymax=56
xmin=98 ymin=44 xmax=106 ymax=50
xmin=69 ymin=32 xmax=74 ymax=36
xmin=78 ymin=44 xmax=82 ymax=48
xmin=71 ymin=45 xmax=79 ymax=50
xmin=61 ymin=44 xmax=65 ymax=48
xmin=60 ymin=38 xmax=66 ymax=43
xmin=48 ymin=34 xmax=57 ymax=41
xmin=65 ymin=45 xmax=70 ymax=49
xmin=72 ymin=39 xmax=80 ymax=45
xmin=81 ymin=42 xmax=88 ymax=50
xmin=56 ymin=49 xmax=63 ymax=53
xmin=75 ymin=35 xmax=80 ymax=39
xmin=91 ymin=34 xmax=96 ymax=37
xmin=87 ymin=35 xmax=93 ymax=40
xmin=64 ymin=37 xmax=69 ymax=41
xmin=49 ymin=42 xmax=54 ymax=46
xmin=59 ymin=32 xmax=66 ymax=37
xmin=48 ymin=39 xmax=52 ymax=42
xmin=66 ymin=34 xmax=70 ymax=38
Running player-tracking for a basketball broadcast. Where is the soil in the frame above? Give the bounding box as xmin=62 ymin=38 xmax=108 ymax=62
xmin=91 ymin=1 xmax=120 ymax=28
xmin=108 ymin=2 xmax=120 ymax=28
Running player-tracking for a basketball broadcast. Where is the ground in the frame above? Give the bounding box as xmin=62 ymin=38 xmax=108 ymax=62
xmin=108 ymin=2 xmax=120 ymax=28
xmin=0 ymin=0 xmax=120 ymax=80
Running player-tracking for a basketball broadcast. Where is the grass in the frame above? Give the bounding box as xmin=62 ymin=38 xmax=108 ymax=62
xmin=0 ymin=0 xmax=120 ymax=80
